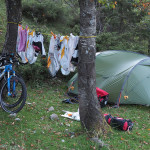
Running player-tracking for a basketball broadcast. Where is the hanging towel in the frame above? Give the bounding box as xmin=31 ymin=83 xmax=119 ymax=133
xmin=18 ymin=25 xmax=28 ymax=52
xmin=16 ymin=25 xmax=28 ymax=63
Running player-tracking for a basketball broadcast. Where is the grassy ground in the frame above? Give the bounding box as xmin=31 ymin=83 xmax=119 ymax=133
xmin=0 ymin=79 xmax=149 ymax=150
xmin=0 ymin=0 xmax=6 ymax=51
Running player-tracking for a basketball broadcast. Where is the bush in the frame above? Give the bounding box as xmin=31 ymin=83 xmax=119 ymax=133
xmin=22 ymin=0 xmax=66 ymax=23
xmin=96 ymin=32 xmax=148 ymax=54
xmin=16 ymin=57 xmax=50 ymax=86
xmin=22 ymin=0 xmax=79 ymax=26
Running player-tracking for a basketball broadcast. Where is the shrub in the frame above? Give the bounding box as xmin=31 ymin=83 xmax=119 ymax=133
xmin=96 ymin=32 xmax=148 ymax=54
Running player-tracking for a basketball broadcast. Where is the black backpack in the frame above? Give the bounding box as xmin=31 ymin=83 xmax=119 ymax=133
xmin=104 ymin=114 xmax=133 ymax=131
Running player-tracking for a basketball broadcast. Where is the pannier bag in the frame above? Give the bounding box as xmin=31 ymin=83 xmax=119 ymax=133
xmin=104 ymin=114 xmax=134 ymax=131
xmin=96 ymin=87 xmax=109 ymax=108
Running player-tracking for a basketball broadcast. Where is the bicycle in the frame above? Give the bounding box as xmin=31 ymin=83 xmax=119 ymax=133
xmin=0 ymin=53 xmax=27 ymax=113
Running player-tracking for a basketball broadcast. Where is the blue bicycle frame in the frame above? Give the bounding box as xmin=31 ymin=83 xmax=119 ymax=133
xmin=0 ymin=63 xmax=16 ymax=96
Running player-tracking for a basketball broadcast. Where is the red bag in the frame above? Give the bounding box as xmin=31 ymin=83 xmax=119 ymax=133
xmin=96 ymin=87 xmax=109 ymax=108
xmin=104 ymin=114 xmax=134 ymax=131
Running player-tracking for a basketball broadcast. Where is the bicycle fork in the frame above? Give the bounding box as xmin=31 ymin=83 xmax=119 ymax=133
xmin=7 ymin=67 xmax=16 ymax=97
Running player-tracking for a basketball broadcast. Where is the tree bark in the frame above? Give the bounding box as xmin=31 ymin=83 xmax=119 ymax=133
xmin=78 ymin=0 xmax=107 ymax=137
xmin=148 ymin=40 xmax=150 ymax=56
xmin=3 ymin=0 xmax=22 ymax=54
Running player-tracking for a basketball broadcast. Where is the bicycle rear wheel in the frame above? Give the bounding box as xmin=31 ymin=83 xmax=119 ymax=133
xmin=0 ymin=76 xmax=27 ymax=113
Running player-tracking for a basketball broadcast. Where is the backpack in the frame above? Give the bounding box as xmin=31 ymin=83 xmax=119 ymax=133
xmin=96 ymin=87 xmax=109 ymax=108
xmin=104 ymin=114 xmax=134 ymax=131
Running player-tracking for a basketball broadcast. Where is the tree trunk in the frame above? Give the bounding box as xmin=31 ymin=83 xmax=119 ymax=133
xmin=3 ymin=0 xmax=22 ymax=54
xmin=78 ymin=0 xmax=107 ymax=137
xmin=148 ymin=39 xmax=150 ymax=56
xmin=0 ymin=0 xmax=22 ymax=88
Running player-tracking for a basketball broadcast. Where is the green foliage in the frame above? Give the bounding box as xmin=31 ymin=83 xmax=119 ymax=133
xmin=22 ymin=0 xmax=79 ymax=29
xmin=97 ymin=0 xmax=147 ymax=33
xmin=22 ymin=0 xmax=64 ymax=22
xmin=134 ymin=16 xmax=150 ymax=40
xmin=96 ymin=0 xmax=149 ymax=54
xmin=72 ymin=24 xmax=80 ymax=35
xmin=0 ymin=0 xmax=6 ymax=52
xmin=96 ymin=32 xmax=148 ymax=54
xmin=16 ymin=58 xmax=50 ymax=87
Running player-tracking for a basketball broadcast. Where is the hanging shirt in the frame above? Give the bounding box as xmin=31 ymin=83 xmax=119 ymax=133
xmin=59 ymin=34 xmax=79 ymax=75
xmin=58 ymin=36 xmax=70 ymax=75
xmin=68 ymin=34 xmax=79 ymax=72
xmin=26 ymin=30 xmax=38 ymax=64
xmin=32 ymin=33 xmax=46 ymax=58
xmin=47 ymin=35 xmax=60 ymax=77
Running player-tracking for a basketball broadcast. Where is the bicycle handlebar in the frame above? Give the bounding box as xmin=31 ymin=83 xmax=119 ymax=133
xmin=0 ymin=53 xmax=24 ymax=66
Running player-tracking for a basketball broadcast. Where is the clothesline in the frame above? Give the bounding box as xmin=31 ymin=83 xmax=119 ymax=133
xmin=16 ymin=24 xmax=80 ymax=77
xmin=15 ymin=22 xmax=96 ymax=77
xmin=7 ymin=21 xmax=97 ymax=38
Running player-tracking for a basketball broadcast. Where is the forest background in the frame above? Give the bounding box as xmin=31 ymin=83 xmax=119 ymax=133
xmin=0 ymin=0 xmax=149 ymax=84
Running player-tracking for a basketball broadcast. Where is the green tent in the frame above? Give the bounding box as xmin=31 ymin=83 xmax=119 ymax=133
xmin=68 ymin=50 xmax=150 ymax=106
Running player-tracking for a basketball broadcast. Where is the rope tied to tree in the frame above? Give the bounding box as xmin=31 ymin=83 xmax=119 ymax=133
xmin=7 ymin=21 xmax=22 ymax=25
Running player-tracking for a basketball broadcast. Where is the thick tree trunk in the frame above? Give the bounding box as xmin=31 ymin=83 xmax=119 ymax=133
xmin=148 ymin=39 xmax=150 ymax=56
xmin=0 ymin=0 xmax=22 ymax=88
xmin=78 ymin=0 xmax=107 ymax=137
xmin=3 ymin=0 xmax=22 ymax=54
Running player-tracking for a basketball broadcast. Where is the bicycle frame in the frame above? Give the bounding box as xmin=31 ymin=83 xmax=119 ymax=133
xmin=0 ymin=64 xmax=16 ymax=96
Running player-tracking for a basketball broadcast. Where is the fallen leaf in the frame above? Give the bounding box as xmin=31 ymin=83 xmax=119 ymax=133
xmin=121 ymin=137 xmax=124 ymax=140
xmin=143 ymin=141 xmax=148 ymax=145
xmin=136 ymin=132 xmax=141 ymax=135
xmin=55 ymin=132 xmax=61 ymax=135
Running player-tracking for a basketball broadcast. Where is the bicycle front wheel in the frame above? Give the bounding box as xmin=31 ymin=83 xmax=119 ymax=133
xmin=0 ymin=76 xmax=27 ymax=113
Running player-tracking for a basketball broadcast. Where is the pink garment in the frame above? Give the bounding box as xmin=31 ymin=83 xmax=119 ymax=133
xmin=33 ymin=45 xmax=41 ymax=52
xmin=18 ymin=25 xmax=28 ymax=52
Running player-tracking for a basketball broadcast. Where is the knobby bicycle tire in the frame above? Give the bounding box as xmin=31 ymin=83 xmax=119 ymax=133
xmin=0 ymin=76 xmax=27 ymax=113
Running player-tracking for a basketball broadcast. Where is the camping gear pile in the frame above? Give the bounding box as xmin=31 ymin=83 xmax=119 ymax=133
xmin=62 ymin=86 xmax=134 ymax=131
xmin=61 ymin=110 xmax=134 ymax=131
xmin=63 ymin=87 xmax=109 ymax=108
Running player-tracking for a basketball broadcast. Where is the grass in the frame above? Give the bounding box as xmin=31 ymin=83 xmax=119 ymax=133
xmin=0 ymin=79 xmax=150 ymax=150
xmin=0 ymin=0 xmax=6 ymax=52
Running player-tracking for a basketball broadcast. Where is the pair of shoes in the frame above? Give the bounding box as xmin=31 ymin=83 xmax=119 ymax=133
xmin=62 ymin=98 xmax=78 ymax=104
